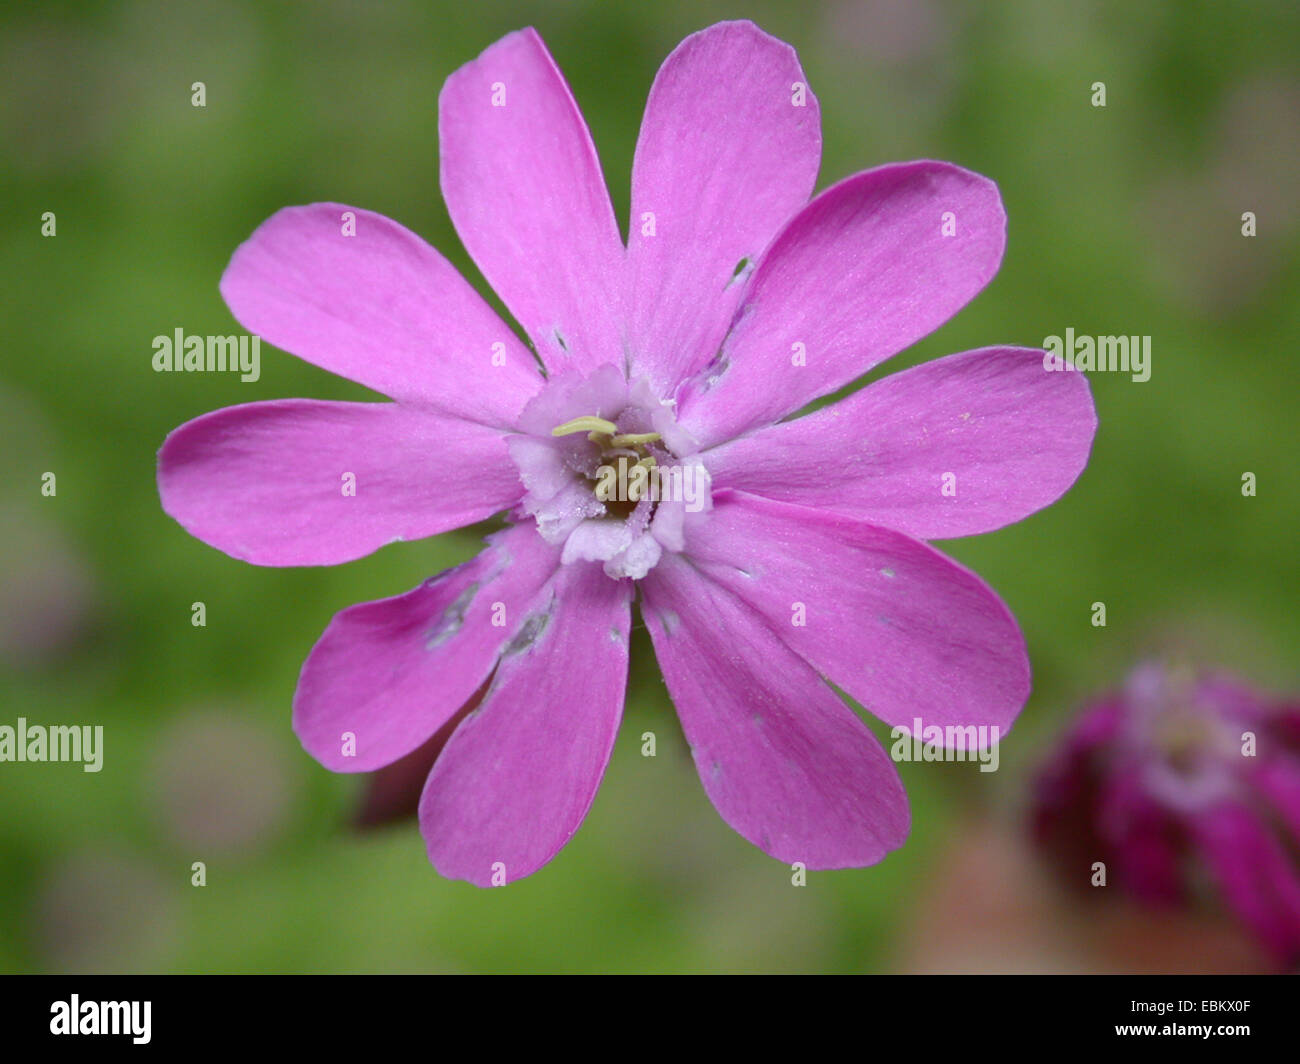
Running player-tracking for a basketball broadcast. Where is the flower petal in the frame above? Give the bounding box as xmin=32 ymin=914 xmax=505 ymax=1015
xmin=293 ymin=523 xmax=559 ymax=772
xmin=642 ymin=553 xmax=909 ymax=867
xmin=439 ymin=28 xmax=624 ymax=374
xmin=684 ymin=491 xmax=1030 ymax=735
xmin=1191 ymin=801 xmax=1300 ymax=967
xmin=626 ymin=20 xmax=820 ymax=393
xmin=419 ymin=562 xmax=631 ymax=885
xmin=1254 ymin=754 xmax=1300 ymax=844
xmin=1099 ymin=766 xmax=1186 ymax=904
xmin=158 ymin=399 xmax=523 ymax=566
xmin=220 ymin=204 xmax=542 ymax=425
xmin=676 ymin=162 xmax=1006 ymax=448
xmin=706 ymin=346 xmax=1097 ymax=539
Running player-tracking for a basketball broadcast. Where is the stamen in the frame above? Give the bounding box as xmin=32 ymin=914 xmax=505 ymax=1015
xmin=609 ymin=431 xmax=661 ymax=447
xmin=552 ymin=415 xmax=618 ymax=438
xmin=553 ymin=414 xmax=667 ymax=516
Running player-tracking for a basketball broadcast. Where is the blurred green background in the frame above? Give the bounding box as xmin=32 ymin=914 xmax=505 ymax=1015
xmin=1 ymin=0 xmax=1297 ymax=973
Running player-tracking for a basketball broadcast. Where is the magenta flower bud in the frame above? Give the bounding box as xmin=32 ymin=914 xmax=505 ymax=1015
xmin=1032 ymin=662 xmax=1300 ymax=969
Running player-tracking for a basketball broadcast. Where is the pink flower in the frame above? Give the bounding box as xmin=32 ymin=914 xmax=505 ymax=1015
xmin=158 ymin=22 xmax=1096 ymax=885
xmin=1032 ymin=663 xmax=1300 ymax=970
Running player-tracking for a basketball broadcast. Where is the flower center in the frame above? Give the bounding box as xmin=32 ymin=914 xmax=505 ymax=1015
xmin=551 ymin=415 xmax=663 ymax=519
xmin=507 ymin=367 xmax=713 ymax=580
xmin=1154 ymin=711 xmax=1215 ymax=772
